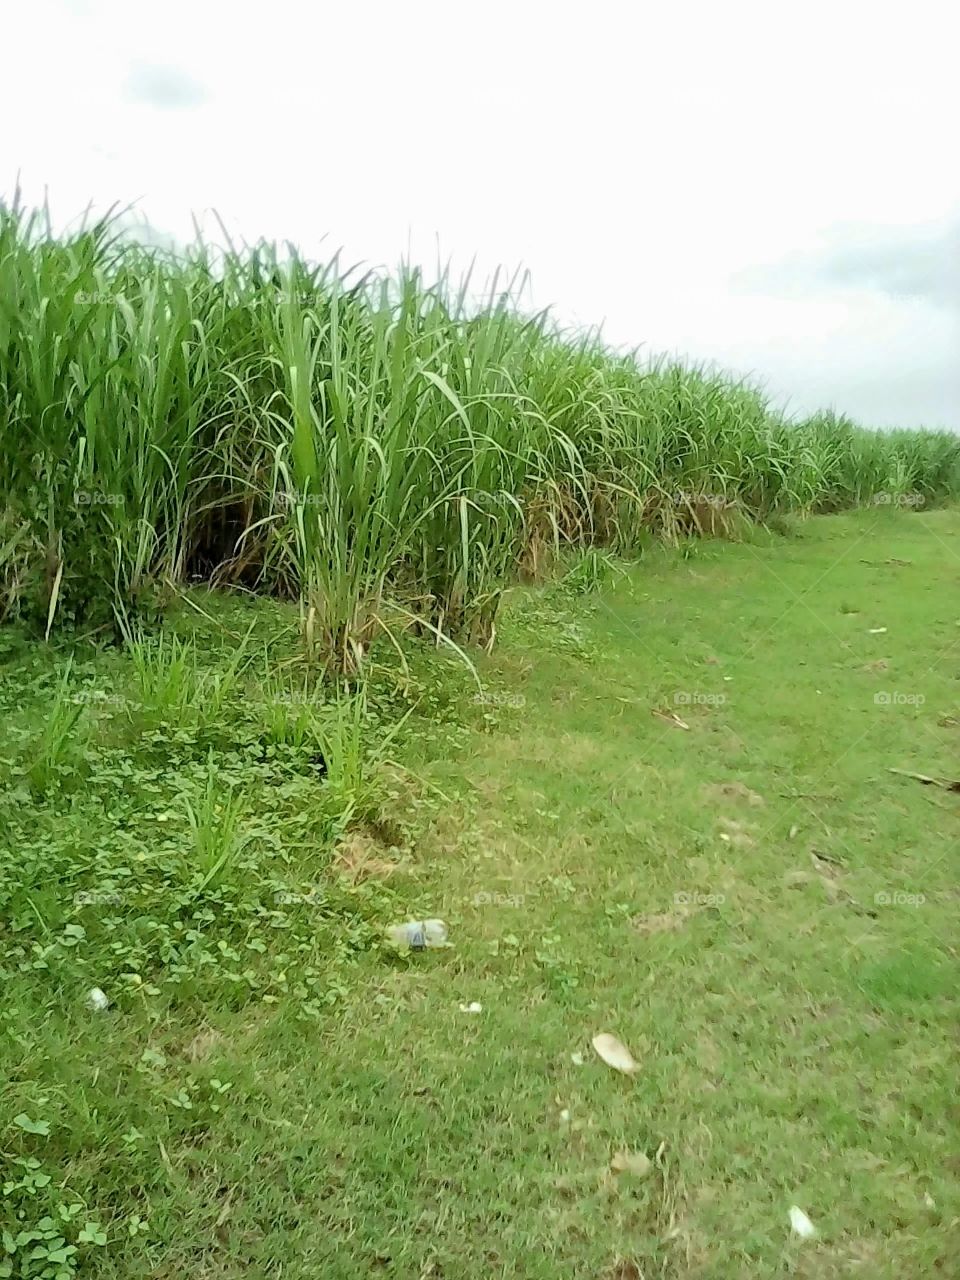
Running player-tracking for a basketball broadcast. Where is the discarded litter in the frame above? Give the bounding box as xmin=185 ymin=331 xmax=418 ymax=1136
xmin=387 ymin=919 xmax=449 ymax=950
xmin=86 ymin=987 xmax=109 ymax=1011
xmin=570 ymin=1051 xmax=585 ymax=1066
xmin=591 ymin=1032 xmax=640 ymax=1075
xmin=458 ymin=1001 xmax=482 ymax=1014
xmin=788 ymin=1205 xmax=817 ymax=1239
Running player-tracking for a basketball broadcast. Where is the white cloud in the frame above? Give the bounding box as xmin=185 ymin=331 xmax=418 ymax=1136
xmin=1 ymin=0 xmax=957 ymax=427
xmin=123 ymin=62 xmax=208 ymax=110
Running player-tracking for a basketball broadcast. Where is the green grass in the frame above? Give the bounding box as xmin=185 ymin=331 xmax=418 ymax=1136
xmin=2 ymin=195 xmax=959 ymax=670
xmin=2 ymin=508 xmax=959 ymax=1277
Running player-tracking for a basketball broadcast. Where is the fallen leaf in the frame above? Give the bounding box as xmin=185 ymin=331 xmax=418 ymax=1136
xmin=592 ymin=1032 xmax=640 ymax=1075
xmin=651 ymin=708 xmax=690 ymax=731
xmin=819 ymin=876 xmax=843 ymax=902
xmin=215 ymin=1189 xmax=234 ymax=1228
xmin=810 ymin=849 xmax=844 ymax=876
xmin=888 ymin=768 xmax=960 ymax=792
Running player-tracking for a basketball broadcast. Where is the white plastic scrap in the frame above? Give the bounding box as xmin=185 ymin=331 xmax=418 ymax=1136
xmin=458 ymin=1001 xmax=483 ymax=1014
xmin=86 ymin=987 xmax=109 ymax=1011
xmin=788 ymin=1205 xmax=817 ymax=1239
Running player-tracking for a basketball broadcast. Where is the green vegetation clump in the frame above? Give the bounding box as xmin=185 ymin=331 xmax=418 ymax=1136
xmin=2 ymin=197 xmax=958 ymax=668
xmin=1 ymin=511 xmax=958 ymax=1276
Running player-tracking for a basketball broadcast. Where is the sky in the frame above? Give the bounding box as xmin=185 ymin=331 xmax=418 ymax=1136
xmin=2 ymin=0 xmax=957 ymax=429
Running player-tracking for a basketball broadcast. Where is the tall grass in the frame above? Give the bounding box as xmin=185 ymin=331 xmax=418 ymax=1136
xmin=2 ymin=195 xmax=958 ymax=667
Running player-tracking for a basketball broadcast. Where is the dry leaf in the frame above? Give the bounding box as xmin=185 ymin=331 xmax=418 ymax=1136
xmin=819 ymin=876 xmax=842 ymax=902
xmin=651 ymin=708 xmax=690 ymax=731
xmin=810 ymin=849 xmax=844 ymax=876
xmin=592 ymin=1032 xmax=640 ymax=1074
xmin=889 ymin=767 xmax=960 ymax=792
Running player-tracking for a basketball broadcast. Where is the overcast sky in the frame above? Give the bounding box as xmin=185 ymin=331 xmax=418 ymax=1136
xmin=2 ymin=0 xmax=957 ymax=428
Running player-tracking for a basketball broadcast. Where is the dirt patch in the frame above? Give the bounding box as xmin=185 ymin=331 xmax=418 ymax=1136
xmin=632 ymin=906 xmax=694 ymax=935
xmin=184 ymin=1026 xmax=223 ymax=1063
xmin=334 ymin=832 xmax=401 ymax=882
xmin=717 ymin=815 xmax=756 ymax=848
xmin=702 ymin=781 xmax=765 ymax=807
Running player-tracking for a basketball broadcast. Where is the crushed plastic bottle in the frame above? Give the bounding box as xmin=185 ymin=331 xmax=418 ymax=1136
xmin=386 ymin=919 xmax=448 ymax=950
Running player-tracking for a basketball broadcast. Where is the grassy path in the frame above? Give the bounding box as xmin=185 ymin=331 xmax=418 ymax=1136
xmin=2 ymin=510 xmax=959 ymax=1278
